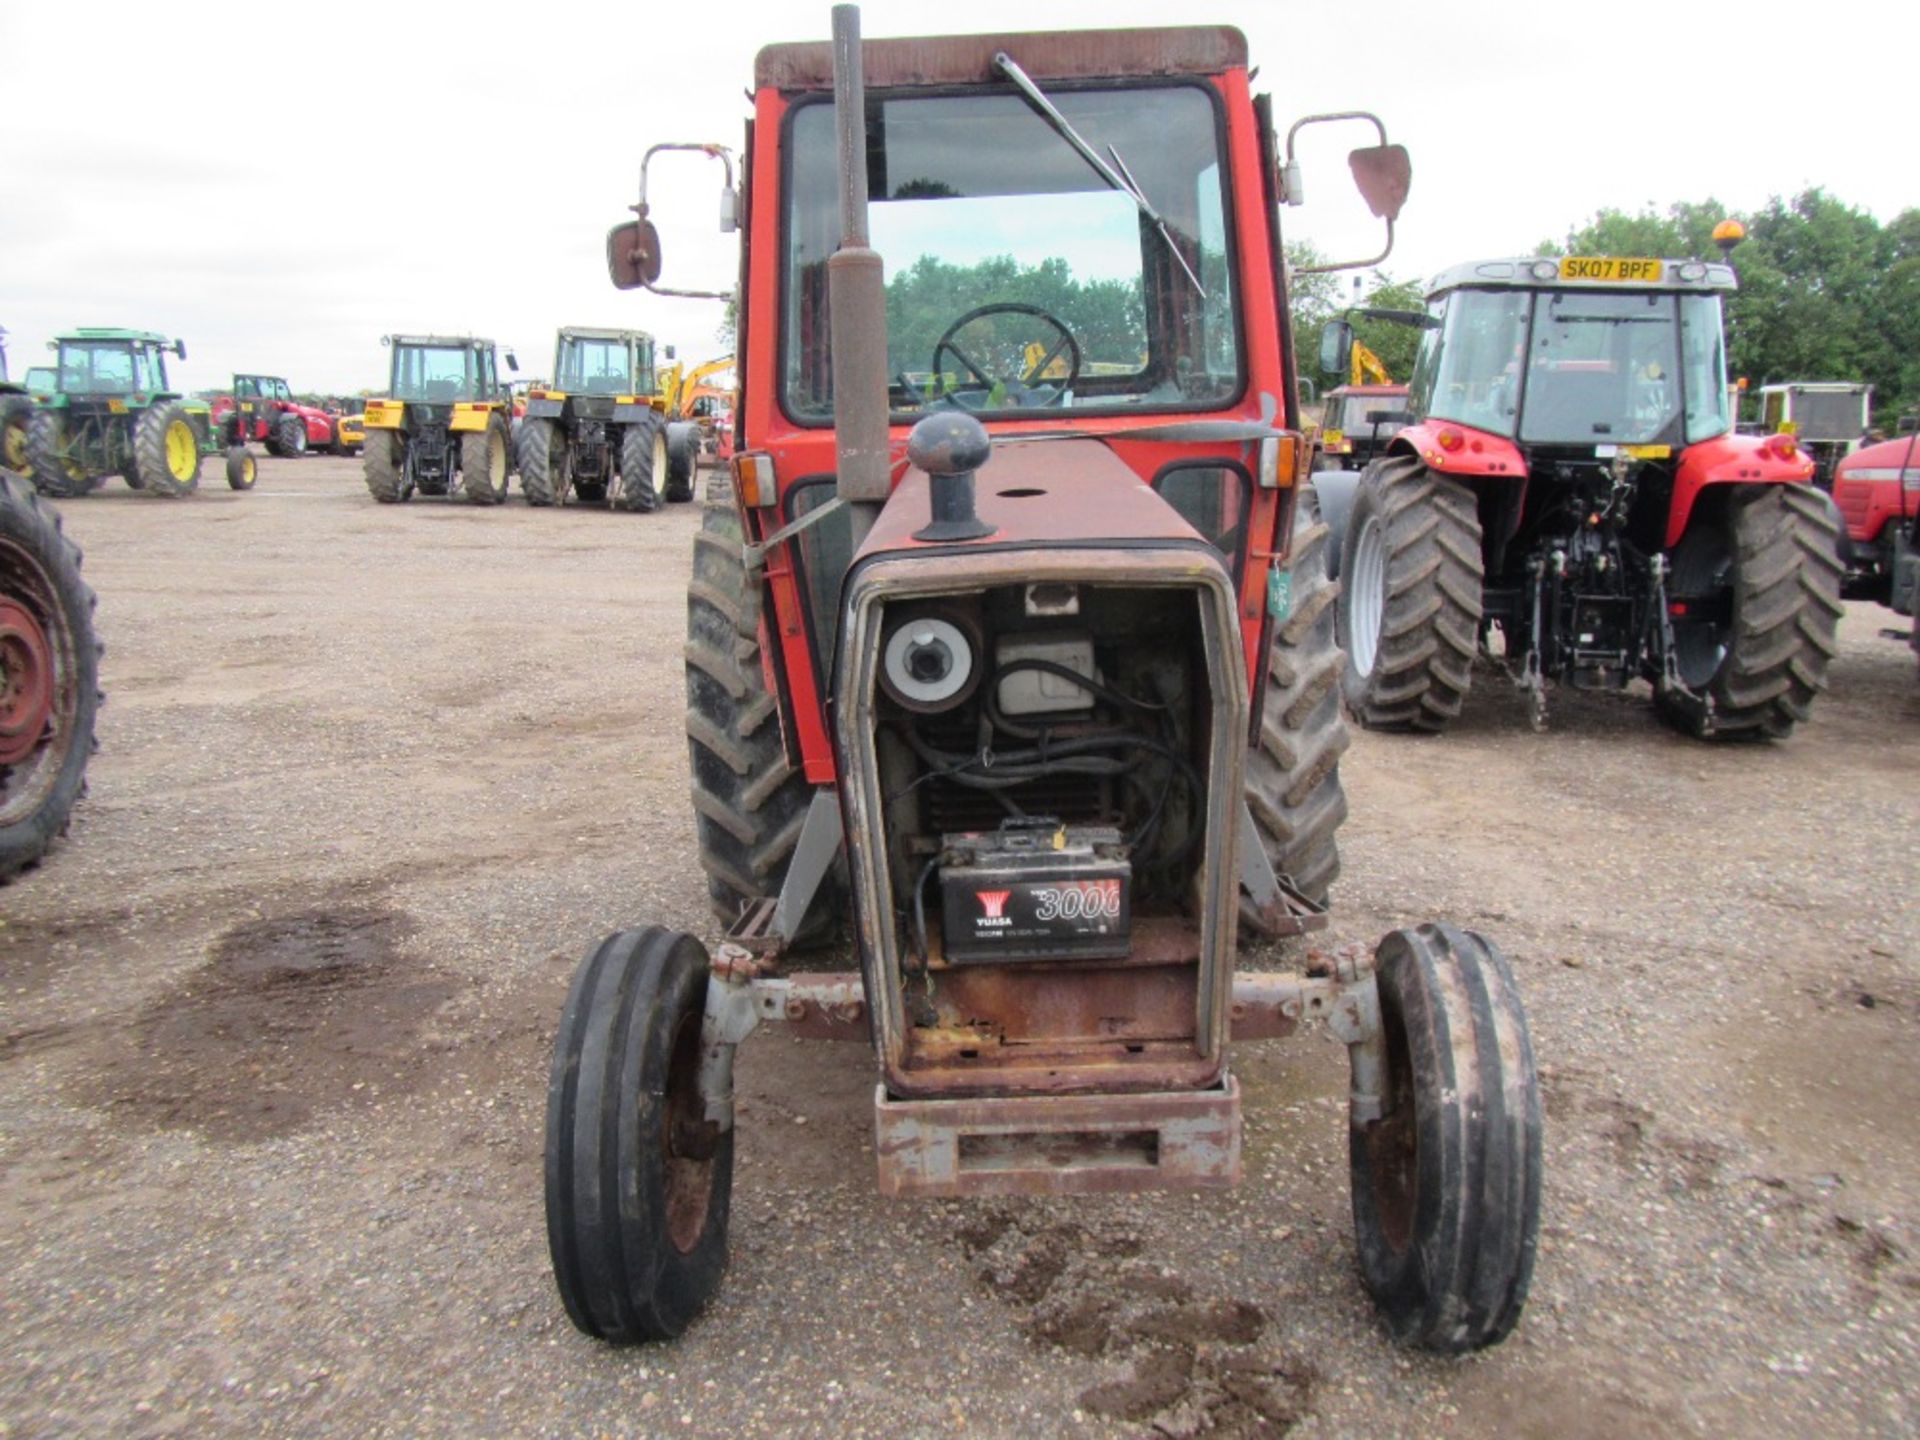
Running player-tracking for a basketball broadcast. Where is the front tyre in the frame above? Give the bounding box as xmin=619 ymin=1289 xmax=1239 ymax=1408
xmin=1351 ymin=924 xmax=1541 ymax=1353
xmin=225 ymin=445 xmax=258 ymax=491
xmin=1658 ymin=484 xmax=1843 ymax=740
xmin=460 ymin=417 xmax=510 ymax=505
xmin=1241 ymin=486 xmax=1349 ymax=934
xmin=545 ymin=927 xmax=733 ymax=1343
xmin=278 ymin=415 xmax=308 ymax=458
xmin=132 ymin=402 xmax=203 ymax=496
xmin=1337 ymin=457 xmax=1481 ymax=733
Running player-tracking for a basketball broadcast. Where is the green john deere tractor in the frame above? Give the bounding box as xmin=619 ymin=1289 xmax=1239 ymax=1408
xmin=26 ymin=328 xmax=229 ymax=498
xmin=516 ymin=326 xmax=676 ymax=510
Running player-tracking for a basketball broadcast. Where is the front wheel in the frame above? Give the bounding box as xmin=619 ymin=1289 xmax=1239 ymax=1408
xmin=278 ymin=415 xmax=308 ymax=458
xmin=1351 ymin=924 xmax=1541 ymax=1352
xmin=460 ymin=418 xmax=509 ymax=505
xmin=545 ymin=927 xmax=733 ymax=1343
xmin=1658 ymin=484 xmax=1843 ymax=740
xmin=225 ymin=446 xmax=258 ymax=491
xmin=1337 ymin=457 xmax=1481 ymax=733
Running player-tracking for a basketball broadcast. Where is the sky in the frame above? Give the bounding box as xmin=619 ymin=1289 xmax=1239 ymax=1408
xmin=1 ymin=0 xmax=1903 ymax=396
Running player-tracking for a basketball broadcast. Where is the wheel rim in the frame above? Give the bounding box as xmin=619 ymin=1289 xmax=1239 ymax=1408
xmin=1670 ymin=533 xmax=1734 ymax=690
xmin=651 ymin=433 xmax=668 ymax=490
xmin=0 ymin=597 xmax=54 ymax=767
xmin=3 ymin=419 xmax=26 ymax=472
xmin=1348 ymin=513 xmax=1387 ymax=680
xmin=660 ymin=1009 xmax=716 ymax=1254
xmin=1360 ymin=985 xmax=1419 ymax=1254
xmin=165 ymin=420 xmax=197 ymax=480
xmin=488 ymin=429 xmax=507 ymax=489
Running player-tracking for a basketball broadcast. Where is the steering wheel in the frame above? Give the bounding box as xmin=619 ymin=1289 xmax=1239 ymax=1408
xmin=930 ymin=302 xmax=1082 ymax=411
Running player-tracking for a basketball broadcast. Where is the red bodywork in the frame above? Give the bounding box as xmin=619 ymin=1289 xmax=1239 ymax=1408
xmin=736 ymin=35 xmax=1303 ymax=788
xmin=1831 ymin=434 xmax=1920 ymax=544
xmin=1387 ymin=420 xmax=1817 ymax=548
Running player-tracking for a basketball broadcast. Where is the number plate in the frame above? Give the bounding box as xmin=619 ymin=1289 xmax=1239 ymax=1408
xmin=1560 ymin=256 xmax=1664 ymax=283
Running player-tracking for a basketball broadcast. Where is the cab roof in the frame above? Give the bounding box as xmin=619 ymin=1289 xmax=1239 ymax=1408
xmin=387 ymin=334 xmax=496 ymax=349
xmin=556 ymin=326 xmax=653 ymax=343
xmin=754 ymin=26 xmax=1245 ymax=91
xmin=60 ymin=327 xmax=173 ymax=344
xmin=1425 ymin=257 xmax=1737 ymax=298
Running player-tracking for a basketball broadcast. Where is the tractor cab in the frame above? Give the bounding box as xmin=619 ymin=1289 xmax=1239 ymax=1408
xmin=50 ymin=328 xmax=185 ymax=402
xmin=550 ymin=327 xmax=654 ymax=398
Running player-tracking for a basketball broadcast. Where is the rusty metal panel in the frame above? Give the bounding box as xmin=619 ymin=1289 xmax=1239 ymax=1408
xmin=874 ymin=1077 xmax=1240 ymax=1197
xmin=757 ymin=28 xmax=1247 ymax=93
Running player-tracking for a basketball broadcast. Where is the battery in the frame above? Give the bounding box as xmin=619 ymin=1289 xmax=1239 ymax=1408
xmin=938 ymin=822 xmax=1131 ymax=965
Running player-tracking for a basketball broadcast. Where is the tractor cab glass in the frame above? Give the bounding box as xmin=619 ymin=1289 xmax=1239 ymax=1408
xmin=57 ymin=341 xmax=137 ymax=396
xmin=557 ymin=337 xmax=636 ymax=395
xmin=782 ymin=84 xmax=1239 ymax=422
xmin=392 ymin=345 xmax=477 ymax=403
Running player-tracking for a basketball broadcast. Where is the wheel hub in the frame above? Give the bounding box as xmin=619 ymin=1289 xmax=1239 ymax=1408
xmin=0 ymin=597 xmax=54 ymax=767
xmin=1349 ymin=514 xmax=1387 ymax=679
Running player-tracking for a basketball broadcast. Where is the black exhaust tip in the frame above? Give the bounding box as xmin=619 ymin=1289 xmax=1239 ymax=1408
xmin=908 ymin=412 xmax=996 ymax=543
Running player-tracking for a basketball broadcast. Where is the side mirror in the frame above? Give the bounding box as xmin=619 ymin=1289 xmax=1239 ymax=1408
xmin=608 ymin=219 xmax=662 ymax=291
xmin=173 ymin=340 xmax=188 ymax=360
xmin=1319 ymin=321 xmax=1354 ymax=378
xmin=505 ymin=351 xmax=520 ymax=372
xmin=719 ymin=187 xmax=739 ymax=234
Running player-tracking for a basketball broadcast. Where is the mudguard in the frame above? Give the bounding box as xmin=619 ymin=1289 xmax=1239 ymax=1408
xmin=1667 ymin=434 xmax=1815 ymax=548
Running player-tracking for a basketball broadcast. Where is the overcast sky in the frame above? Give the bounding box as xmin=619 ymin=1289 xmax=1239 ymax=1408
xmin=2 ymin=0 xmax=1902 ymax=395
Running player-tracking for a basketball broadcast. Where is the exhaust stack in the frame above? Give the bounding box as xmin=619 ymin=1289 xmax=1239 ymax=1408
xmin=828 ymin=4 xmax=891 ymax=514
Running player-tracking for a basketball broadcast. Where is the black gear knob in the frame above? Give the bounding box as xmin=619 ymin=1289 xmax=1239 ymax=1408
xmin=908 ymin=412 xmax=995 ymax=543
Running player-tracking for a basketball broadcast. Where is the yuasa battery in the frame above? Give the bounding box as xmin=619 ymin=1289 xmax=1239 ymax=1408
xmin=938 ymin=822 xmax=1131 ymax=964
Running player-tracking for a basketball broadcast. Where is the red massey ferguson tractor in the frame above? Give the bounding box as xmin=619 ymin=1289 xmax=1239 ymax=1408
xmin=1316 ymin=257 xmax=1844 ymax=737
xmin=541 ymin=9 xmax=1542 ymax=1355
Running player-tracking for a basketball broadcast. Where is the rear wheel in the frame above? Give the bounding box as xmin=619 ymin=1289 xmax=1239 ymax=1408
xmin=1242 ymin=486 xmax=1348 ymax=935
xmin=0 ymin=471 xmax=101 ymax=881
xmin=461 ymin=418 xmax=510 ymax=505
xmin=132 ymin=403 xmax=202 ymax=496
xmin=364 ymin=429 xmax=406 ymax=503
xmin=664 ymin=422 xmax=699 ymax=503
xmin=545 ymin=926 xmax=732 ymax=1343
xmin=685 ymin=493 xmax=843 ymax=942
xmin=1 ymin=395 xmax=31 ymax=473
xmin=1659 ymin=483 xmax=1843 ymax=739
xmin=1337 ymin=456 xmax=1482 ymax=732
xmin=518 ymin=418 xmax=561 ymax=507
xmin=616 ymin=415 xmax=666 ymax=514
xmin=25 ymin=411 xmax=90 ymax=499
xmin=1351 ymin=924 xmax=1541 ymax=1352
xmin=225 ymin=446 xmax=258 ymax=491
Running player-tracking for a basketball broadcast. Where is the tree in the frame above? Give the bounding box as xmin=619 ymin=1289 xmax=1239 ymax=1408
xmin=1288 ymin=247 xmax=1424 ymax=389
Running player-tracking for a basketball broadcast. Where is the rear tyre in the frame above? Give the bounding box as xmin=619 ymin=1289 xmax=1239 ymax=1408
xmin=1659 ymin=484 xmax=1843 ymax=740
xmin=685 ymin=493 xmax=843 ymax=943
xmin=1352 ymin=924 xmax=1541 ymax=1353
xmin=0 ymin=471 xmax=102 ymax=881
xmin=545 ymin=926 xmax=733 ymax=1343
xmin=364 ymin=430 xmax=406 ymax=503
xmin=278 ymin=415 xmax=308 ymax=458
xmin=25 ymin=410 xmax=89 ymax=499
xmin=616 ymin=414 xmax=666 ymax=514
xmin=1 ymin=395 xmax=31 ymax=474
xmin=664 ymin=422 xmax=699 ymax=503
xmin=518 ymin=418 xmax=559 ymax=507
xmin=460 ymin=418 xmax=510 ymax=505
xmin=1242 ymin=486 xmax=1349 ymax=936
xmin=225 ymin=446 xmax=258 ymax=491
xmin=132 ymin=402 xmax=202 ymax=496
xmin=1337 ymin=456 xmax=1481 ymax=732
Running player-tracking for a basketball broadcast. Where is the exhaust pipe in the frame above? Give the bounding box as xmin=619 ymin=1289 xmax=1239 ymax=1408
xmin=828 ymin=4 xmax=891 ymax=526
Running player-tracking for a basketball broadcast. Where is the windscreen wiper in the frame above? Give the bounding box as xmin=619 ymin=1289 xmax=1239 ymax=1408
xmin=992 ymin=51 xmax=1208 ymax=299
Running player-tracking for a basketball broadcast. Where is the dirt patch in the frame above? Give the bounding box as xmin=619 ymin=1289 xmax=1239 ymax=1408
xmin=958 ymin=1203 xmax=1317 ymax=1434
xmin=68 ymin=905 xmax=461 ymax=1143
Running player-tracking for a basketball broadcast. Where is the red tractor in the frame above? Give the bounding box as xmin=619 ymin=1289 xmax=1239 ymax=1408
xmin=542 ymin=9 xmax=1542 ymax=1355
xmin=1831 ymin=428 xmax=1920 ymax=613
xmin=1317 ymin=256 xmax=1843 ymax=737
xmin=211 ymin=374 xmax=343 ymax=486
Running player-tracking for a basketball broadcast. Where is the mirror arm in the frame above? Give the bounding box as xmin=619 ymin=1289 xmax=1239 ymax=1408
xmin=1295 ymin=218 xmax=1395 ymax=275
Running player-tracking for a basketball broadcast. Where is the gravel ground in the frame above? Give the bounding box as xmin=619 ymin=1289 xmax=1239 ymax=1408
xmin=1 ymin=454 xmax=1915 ymax=1439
